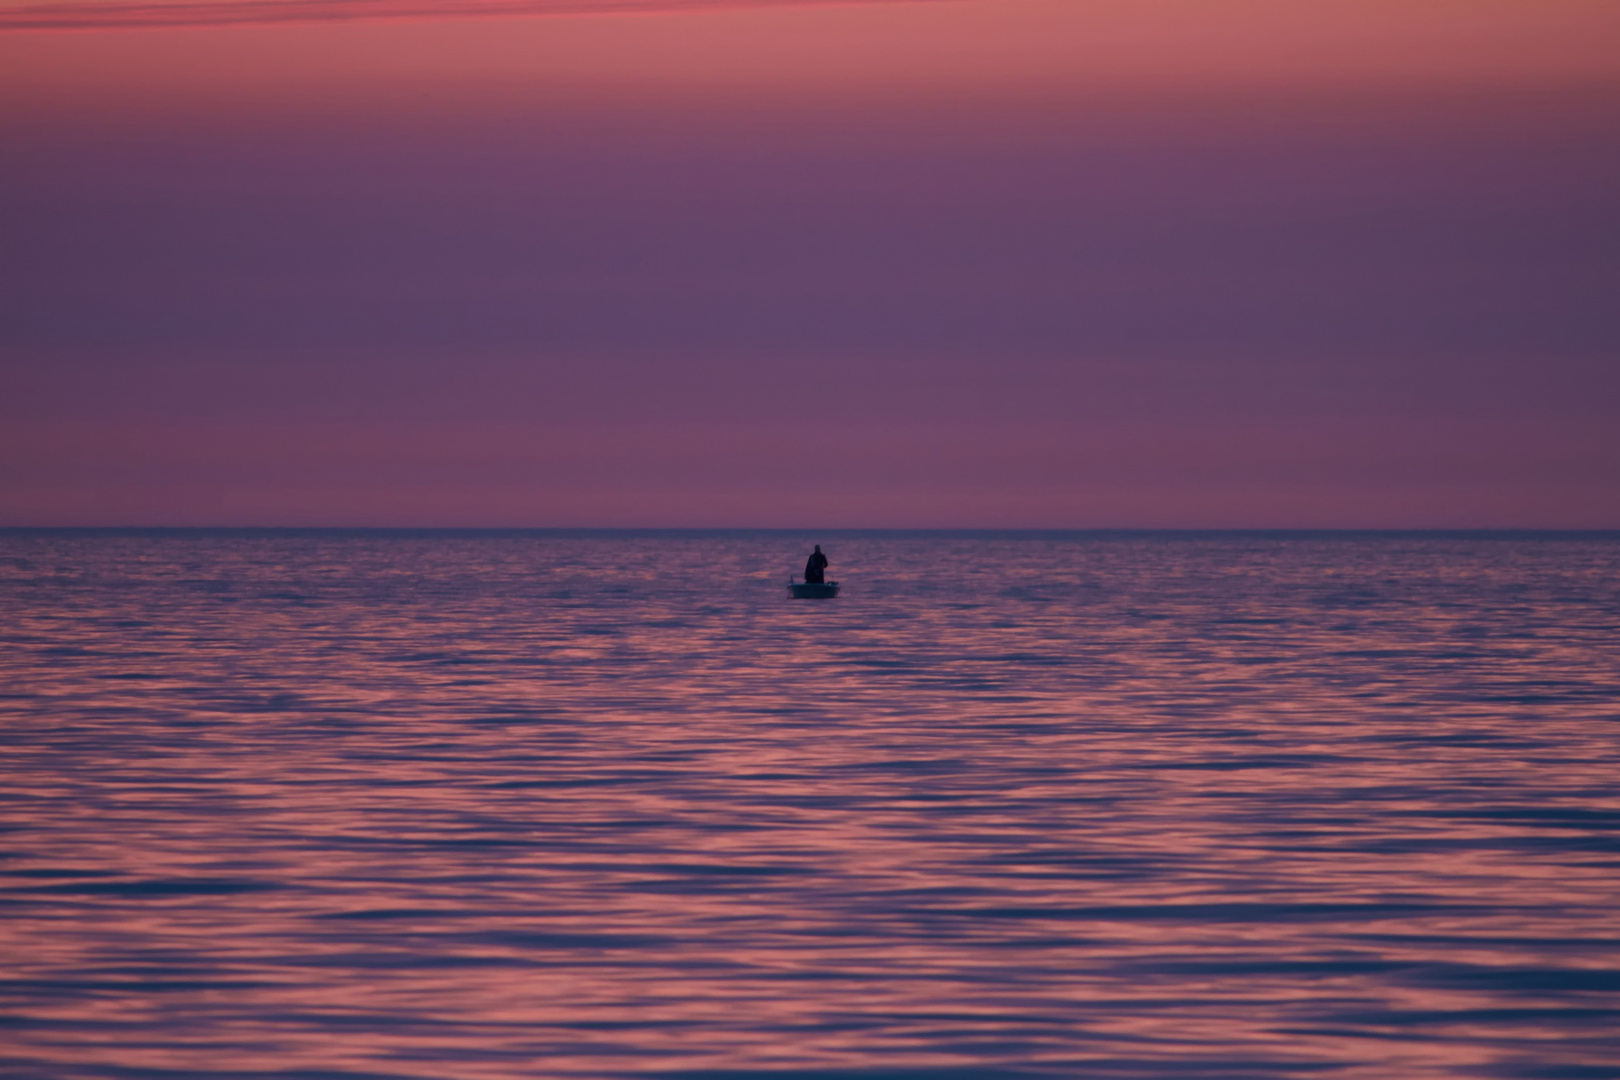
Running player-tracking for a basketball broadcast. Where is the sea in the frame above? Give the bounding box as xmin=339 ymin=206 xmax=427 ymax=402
xmin=2 ymin=529 xmax=1617 ymax=1079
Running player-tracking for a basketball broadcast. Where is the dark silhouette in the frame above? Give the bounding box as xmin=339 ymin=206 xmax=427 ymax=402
xmin=804 ymin=545 xmax=829 ymax=584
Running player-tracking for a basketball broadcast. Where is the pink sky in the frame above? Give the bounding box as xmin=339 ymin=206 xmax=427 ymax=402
xmin=6 ymin=1 xmax=1620 ymax=95
xmin=2 ymin=0 xmax=1618 ymax=526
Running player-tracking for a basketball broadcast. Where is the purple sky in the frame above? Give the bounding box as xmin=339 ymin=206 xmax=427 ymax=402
xmin=2 ymin=1 xmax=1618 ymax=526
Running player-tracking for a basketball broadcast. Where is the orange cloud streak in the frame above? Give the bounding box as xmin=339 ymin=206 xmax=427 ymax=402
xmin=0 ymin=0 xmax=934 ymax=31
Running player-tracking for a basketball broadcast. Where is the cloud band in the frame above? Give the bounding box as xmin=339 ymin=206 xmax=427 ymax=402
xmin=1 ymin=0 xmax=926 ymax=31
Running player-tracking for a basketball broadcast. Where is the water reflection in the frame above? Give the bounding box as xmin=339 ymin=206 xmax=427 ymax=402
xmin=1 ymin=531 xmax=1617 ymax=1077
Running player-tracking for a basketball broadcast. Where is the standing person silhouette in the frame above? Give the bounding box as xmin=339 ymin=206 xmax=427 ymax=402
xmin=804 ymin=545 xmax=829 ymax=585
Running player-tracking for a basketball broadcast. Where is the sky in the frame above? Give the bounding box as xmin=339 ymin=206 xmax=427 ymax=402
xmin=2 ymin=0 xmax=1618 ymax=527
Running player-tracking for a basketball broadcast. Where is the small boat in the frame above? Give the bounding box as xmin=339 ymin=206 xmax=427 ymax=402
xmin=788 ymin=578 xmax=839 ymax=599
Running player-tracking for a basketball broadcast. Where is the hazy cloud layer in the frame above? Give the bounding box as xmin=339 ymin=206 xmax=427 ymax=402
xmin=7 ymin=86 xmax=1617 ymax=526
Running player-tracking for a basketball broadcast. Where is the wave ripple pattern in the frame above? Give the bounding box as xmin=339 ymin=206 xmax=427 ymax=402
xmin=1 ymin=531 xmax=1618 ymax=1079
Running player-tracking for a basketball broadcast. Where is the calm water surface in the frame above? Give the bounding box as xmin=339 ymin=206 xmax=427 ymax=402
xmin=2 ymin=531 xmax=1618 ymax=1079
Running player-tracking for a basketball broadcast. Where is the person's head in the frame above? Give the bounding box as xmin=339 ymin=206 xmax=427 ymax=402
xmin=814 ymin=545 xmax=821 ymax=552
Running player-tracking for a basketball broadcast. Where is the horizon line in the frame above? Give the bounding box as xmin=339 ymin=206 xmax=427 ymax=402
xmin=4 ymin=526 xmax=1618 ymax=537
